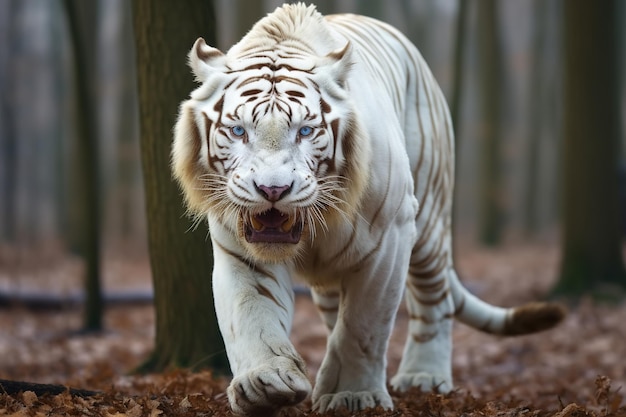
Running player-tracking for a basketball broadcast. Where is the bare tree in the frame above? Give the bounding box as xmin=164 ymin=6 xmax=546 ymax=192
xmin=0 ymin=1 xmax=17 ymax=244
xmin=132 ymin=0 xmax=229 ymax=372
xmin=450 ymin=0 xmax=469 ymax=137
xmin=554 ymin=0 xmax=626 ymax=296
xmin=523 ymin=0 xmax=548 ymax=236
xmin=477 ymin=0 xmax=505 ymax=246
xmin=357 ymin=0 xmax=383 ymax=18
xmin=63 ymin=0 xmax=103 ymax=331
xmin=235 ymin=0 xmax=263 ymax=41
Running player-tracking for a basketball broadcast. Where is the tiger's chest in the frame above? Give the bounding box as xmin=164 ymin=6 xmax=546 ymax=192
xmin=294 ymin=174 xmax=419 ymax=287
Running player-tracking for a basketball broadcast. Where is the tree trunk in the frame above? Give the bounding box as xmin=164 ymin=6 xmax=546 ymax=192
xmin=450 ymin=0 xmax=468 ymax=139
xmin=132 ymin=0 xmax=229 ymax=373
xmin=357 ymin=0 xmax=383 ymax=19
xmin=477 ymin=0 xmax=505 ymax=246
xmin=523 ymin=0 xmax=548 ymax=237
xmin=115 ymin=1 xmax=141 ymax=243
xmin=450 ymin=0 xmax=469 ymax=255
xmin=235 ymin=0 xmax=263 ymax=41
xmin=0 ymin=0 xmax=17 ymax=244
xmin=312 ymin=0 xmax=334 ymax=15
xmin=63 ymin=0 xmax=103 ymax=331
xmin=554 ymin=0 xmax=626 ymax=297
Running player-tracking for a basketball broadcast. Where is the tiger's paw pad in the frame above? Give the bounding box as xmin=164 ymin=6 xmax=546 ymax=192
xmin=227 ymin=357 xmax=311 ymax=415
xmin=313 ymin=390 xmax=393 ymax=413
xmin=391 ymin=372 xmax=452 ymax=394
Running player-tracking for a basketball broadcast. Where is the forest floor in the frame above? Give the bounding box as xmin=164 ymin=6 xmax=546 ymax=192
xmin=0 ymin=242 xmax=625 ymax=416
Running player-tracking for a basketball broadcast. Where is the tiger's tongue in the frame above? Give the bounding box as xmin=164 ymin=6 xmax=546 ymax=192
xmin=255 ymin=208 xmax=287 ymax=228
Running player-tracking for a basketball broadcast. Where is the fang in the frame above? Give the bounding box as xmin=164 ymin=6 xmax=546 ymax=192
xmin=281 ymin=215 xmax=296 ymax=232
xmin=250 ymin=215 xmax=264 ymax=231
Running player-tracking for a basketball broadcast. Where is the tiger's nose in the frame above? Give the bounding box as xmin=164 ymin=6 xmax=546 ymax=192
xmin=255 ymin=183 xmax=292 ymax=202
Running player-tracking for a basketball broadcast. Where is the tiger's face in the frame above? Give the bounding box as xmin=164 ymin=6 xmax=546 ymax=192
xmin=204 ymin=70 xmax=338 ymax=261
xmin=172 ymin=38 xmax=370 ymax=262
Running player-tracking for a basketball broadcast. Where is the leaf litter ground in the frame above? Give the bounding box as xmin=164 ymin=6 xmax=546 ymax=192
xmin=0 ymin=242 xmax=625 ymax=416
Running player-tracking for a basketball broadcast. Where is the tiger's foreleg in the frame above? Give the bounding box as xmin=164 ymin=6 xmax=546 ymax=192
xmin=211 ymin=238 xmax=311 ymax=415
xmin=311 ymin=237 xmax=410 ymax=413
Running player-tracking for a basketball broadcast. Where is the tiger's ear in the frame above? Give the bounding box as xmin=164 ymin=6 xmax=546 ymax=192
xmin=188 ymin=37 xmax=227 ymax=82
xmin=318 ymin=42 xmax=352 ymax=88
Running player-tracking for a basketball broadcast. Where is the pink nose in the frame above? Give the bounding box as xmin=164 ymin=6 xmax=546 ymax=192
xmin=256 ymin=184 xmax=291 ymax=202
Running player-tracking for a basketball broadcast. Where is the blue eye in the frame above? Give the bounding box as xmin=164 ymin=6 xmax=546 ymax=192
xmin=231 ymin=126 xmax=246 ymax=137
xmin=298 ymin=126 xmax=313 ymax=137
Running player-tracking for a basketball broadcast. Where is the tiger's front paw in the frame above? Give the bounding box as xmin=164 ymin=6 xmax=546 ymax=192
xmin=390 ymin=372 xmax=452 ymax=393
xmin=313 ymin=390 xmax=393 ymax=413
xmin=227 ymin=357 xmax=311 ymax=415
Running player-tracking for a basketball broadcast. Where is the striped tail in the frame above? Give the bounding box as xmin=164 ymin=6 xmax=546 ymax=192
xmin=449 ymin=271 xmax=566 ymax=336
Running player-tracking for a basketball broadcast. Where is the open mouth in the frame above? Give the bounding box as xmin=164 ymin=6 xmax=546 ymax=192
xmin=244 ymin=208 xmax=302 ymax=244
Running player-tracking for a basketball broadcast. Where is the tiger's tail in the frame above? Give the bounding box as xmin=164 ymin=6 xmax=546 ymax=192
xmin=449 ymin=270 xmax=566 ymax=336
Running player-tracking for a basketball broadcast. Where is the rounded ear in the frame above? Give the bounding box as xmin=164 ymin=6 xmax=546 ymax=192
xmin=188 ymin=37 xmax=227 ymax=82
xmin=317 ymin=42 xmax=352 ymax=88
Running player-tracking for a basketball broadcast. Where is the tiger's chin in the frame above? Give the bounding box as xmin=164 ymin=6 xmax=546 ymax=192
xmin=239 ymin=208 xmax=306 ymax=263
xmin=243 ymin=241 xmax=304 ymax=263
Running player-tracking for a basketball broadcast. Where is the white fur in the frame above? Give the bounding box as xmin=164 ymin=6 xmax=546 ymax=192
xmin=172 ymin=4 xmax=559 ymax=415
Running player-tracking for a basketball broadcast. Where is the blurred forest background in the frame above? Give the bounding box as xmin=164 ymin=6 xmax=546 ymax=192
xmin=1 ymin=0 xmax=625 ymax=318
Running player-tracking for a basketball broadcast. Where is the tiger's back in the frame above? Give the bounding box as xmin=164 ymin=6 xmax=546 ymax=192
xmin=297 ymin=13 xmax=454 ymax=282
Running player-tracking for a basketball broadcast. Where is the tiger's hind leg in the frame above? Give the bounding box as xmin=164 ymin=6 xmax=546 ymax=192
xmin=311 ymin=288 xmax=340 ymax=332
xmin=390 ymin=231 xmax=456 ymax=393
xmin=311 ymin=231 xmax=413 ymax=413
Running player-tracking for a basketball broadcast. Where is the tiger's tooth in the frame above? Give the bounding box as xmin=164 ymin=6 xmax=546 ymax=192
xmin=281 ymin=215 xmax=296 ymax=232
xmin=250 ymin=215 xmax=264 ymax=231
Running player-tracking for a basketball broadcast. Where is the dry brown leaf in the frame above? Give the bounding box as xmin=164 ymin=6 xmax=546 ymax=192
xmin=179 ymin=396 xmax=192 ymax=411
xmin=21 ymin=390 xmax=37 ymax=407
xmin=554 ymin=403 xmax=594 ymax=417
xmin=611 ymin=392 xmax=624 ymax=414
xmin=6 ymin=411 xmax=30 ymax=417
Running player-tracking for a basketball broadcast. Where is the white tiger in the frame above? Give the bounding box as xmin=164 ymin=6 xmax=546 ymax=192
xmin=172 ymin=3 xmax=564 ymax=414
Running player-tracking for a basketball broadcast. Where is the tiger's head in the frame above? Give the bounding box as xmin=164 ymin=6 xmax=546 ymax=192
xmin=172 ymin=17 xmax=370 ymax=262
